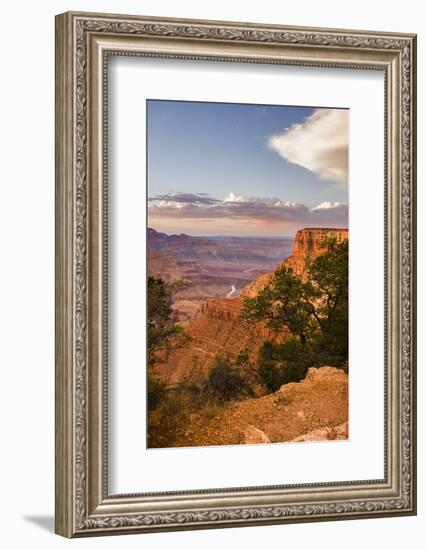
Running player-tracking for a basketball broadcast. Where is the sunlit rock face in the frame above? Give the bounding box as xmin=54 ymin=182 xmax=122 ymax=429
xmin=241 ymin=227 xmax=348 ymax=298
xmin=284 ymin=227 xmax=349 ymax=277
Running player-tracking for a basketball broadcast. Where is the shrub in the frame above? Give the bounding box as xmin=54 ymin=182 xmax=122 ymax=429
xmin=199 ymin=399 xmax=220 ymax=420
xmin=147 ymin=387 xmax=189 ymax=448
xmin=147 ymin=375 xmax=167 ymax=411
xmin=147 ymin=356 xmax=256 ymax=447
xmin=203 ymin=356 xmax=253 ymax=403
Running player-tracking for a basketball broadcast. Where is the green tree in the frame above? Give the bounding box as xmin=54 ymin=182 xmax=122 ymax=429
xmin=147 ymin=276 xmax=190 ymax=416
xmin=307 ymin=237 xmax=348 ymax=367
xmin=147 ymin=276 xmax=188 ymax=368
xmin=241 ymin=267 xmax=318 ymax=345
xmin=257 ymin=340 xmax=312 ymax=392
xmin=241 ymin=237 xmax=348 ymax=390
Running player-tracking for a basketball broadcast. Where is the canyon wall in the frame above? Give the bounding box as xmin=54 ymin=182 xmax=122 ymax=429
xmin=155 ymin=297 xmax=276 ymax=384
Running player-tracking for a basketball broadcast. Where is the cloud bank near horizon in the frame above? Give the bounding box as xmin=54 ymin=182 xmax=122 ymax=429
xmin=268 ymin=109 xmax=348 ymax=185
xmin=148 ymin=192 xmax=348 ymax=235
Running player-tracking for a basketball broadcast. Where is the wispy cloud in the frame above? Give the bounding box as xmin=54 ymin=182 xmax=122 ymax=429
xmin=268 ymin=109 xmax=348 ymax=185
xmin=311 ymin=201 xmax=347 ymax=219
xmin=148 ymin=192 xmax=220 ymax=205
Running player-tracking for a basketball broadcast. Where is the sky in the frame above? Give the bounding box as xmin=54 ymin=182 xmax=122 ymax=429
xmin=147 ymin=100 xmax=348 ymax=237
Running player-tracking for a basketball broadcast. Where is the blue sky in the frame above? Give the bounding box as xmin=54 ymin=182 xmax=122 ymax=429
xmin=147 ymin=100 xmax=348 ymax=236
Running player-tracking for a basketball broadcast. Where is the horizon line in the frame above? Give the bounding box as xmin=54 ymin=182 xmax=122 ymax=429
xmin=147 ymin=226 xmax=349 ymax=239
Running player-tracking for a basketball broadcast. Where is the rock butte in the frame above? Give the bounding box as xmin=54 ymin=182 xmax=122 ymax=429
xmin=241 ymin=227 xmax=349 ymax=298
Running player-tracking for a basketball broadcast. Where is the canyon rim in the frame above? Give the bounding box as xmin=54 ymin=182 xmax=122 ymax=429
xmin=146 ymin=99 xmax=349 ymax=449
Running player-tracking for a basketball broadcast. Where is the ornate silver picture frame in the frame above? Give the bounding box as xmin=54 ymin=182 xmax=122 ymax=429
xmin=55 ymin=11 xmax=417 ymax=537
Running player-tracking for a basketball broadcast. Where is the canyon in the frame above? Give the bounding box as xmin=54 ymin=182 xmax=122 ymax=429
xmin=149 ymin=226 xmax=349 ymax=448
xmin=153 ymin=227 xmax=348 ymax=385
xmin=148 ymin=228 xmax=294 ymax=322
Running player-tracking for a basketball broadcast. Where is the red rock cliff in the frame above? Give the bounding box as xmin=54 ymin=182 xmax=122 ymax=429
xmin=284 ymin=227 xmax=348 ymax=276
xmin=155 ymin=297 xmax=277 ymax=384
xmin=241 ymin=228 xmax=348 ymax=298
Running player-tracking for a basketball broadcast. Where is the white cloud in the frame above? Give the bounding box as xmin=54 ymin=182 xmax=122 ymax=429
xmin=148 ymin=192 xmax=348 ymax=228
xmin=268 ymin=109 xmax=348 ymax=184
xmin=312 ymin=201 xmax=347 ymax=210
xmin=223 ymin=192 xmax=248 ymax=203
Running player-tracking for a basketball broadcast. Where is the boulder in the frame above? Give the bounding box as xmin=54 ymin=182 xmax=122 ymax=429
xmin=292 ymin=421 xmax=349 ymax=442
xmin=304 ymin=366 xmax=348 ymax=382
xmin=244 ymin=425 xmax=270 ymax=444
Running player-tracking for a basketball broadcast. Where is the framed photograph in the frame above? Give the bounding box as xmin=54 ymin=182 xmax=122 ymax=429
xmin=55 ymin=11 xmax=417 ymax=537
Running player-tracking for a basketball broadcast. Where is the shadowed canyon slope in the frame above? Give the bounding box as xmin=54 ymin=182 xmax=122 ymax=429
xmin=171 ymin=366 xmax=348 ymax=447
xmin=155 ymin=227 xmax=348 ymax=384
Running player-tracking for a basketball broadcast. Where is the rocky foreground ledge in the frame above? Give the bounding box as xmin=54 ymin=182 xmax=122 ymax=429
xmin=172 ymin=366 xmax=348 ymax=448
